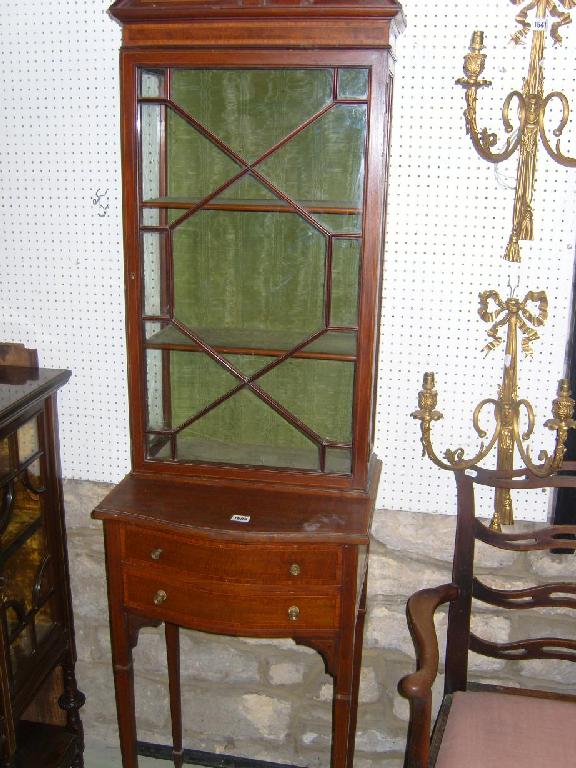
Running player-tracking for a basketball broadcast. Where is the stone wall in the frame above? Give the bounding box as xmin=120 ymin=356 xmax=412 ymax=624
xmin=64 ymin=479 xmax=576 ymax=767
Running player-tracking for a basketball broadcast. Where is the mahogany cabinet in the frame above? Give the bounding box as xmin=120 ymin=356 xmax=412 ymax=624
xmin=93 ymin=2 xmax=404 ymax=766
xmin=0 ymin=344 xmax=84 ymax=767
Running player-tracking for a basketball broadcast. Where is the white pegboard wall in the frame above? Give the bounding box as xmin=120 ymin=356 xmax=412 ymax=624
xmin=0 ymin=1 xmax=129 ymax=482
xmin=375 ymin=0 xmax=576 ymax=520
xmin=0 ymin=1 xmax=575 ymax=519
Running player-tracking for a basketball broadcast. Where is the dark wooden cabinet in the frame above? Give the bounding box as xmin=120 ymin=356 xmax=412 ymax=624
xmin=93 ymin=3 xmax=404 ymax=766
xmin=0 ymin=344 xmax=84 ymax=768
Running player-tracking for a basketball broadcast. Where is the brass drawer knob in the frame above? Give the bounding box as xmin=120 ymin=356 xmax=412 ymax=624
xmin=150 ymin=548 xmax=163 ymax=561
xmin=153 ymin=589 xmax=167 ymax=606
xmin=288 ymin=605 xmax=300 ymax=621
xmin=289 ymin=563 xmax=301 ymax=577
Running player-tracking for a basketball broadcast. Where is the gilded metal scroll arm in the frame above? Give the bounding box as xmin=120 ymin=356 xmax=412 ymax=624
xmin=515 ymin=379 xmax=576 ymax=475
xmin=411 ymin=374 xmax=501 ymax=471
xmin=457 ymin=1 xmax=575 ymax=261
xmin=456 ymin=32 xmax=524 ymax=164
xmin=539 ymin=91 xmax=576 ymax=166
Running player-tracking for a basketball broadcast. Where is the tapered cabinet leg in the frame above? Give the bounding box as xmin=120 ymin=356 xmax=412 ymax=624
xmin=166 ymin=623 xmax=184 ymax=768
xmin=331 ymin=662 xmax=354 ymax=768
xmin=346 ymin=575 xmax=368 ymax=768
xmin=104 ymin=524 xmax=139 ymax=768
xmin=330 ymin=548 xmax=366 ymax=768
xmin=111 ymin=614 xmax=139 ymax=768
xmin=330 ymin=616 xmax=357 ymax=768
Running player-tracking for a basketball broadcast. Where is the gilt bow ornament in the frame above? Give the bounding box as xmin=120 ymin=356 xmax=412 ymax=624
xmin=412 ymin=287 xmax=575 ymax=527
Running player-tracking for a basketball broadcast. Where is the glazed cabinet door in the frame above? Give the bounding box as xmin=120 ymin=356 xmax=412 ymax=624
xmin=0 ymin=407 xmax=62 ymax=760
xmin=123 ymin=50 xmax=392 ymax=489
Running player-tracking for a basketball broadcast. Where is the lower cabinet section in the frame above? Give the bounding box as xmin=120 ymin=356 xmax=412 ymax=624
xmin=93 ymin=472 xmax=377 ymax=768
xmin=0 ymin=355 xmax=84 ymax=766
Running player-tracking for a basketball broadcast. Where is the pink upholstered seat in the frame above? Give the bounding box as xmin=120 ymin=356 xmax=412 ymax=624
xmin=436 ymin=691 xmax=576 ymax=768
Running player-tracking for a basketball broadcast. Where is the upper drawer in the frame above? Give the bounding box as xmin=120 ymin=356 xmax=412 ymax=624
xmin=121 ymin=526 xmax=342 ymax=586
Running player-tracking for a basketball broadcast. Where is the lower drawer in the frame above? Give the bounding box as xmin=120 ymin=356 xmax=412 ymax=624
xmin=123 ymin=569 xmax=340 ymax=634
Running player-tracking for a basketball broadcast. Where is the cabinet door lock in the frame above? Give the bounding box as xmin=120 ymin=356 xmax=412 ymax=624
xmin=150 ymin=548 xmax=163 ymax=561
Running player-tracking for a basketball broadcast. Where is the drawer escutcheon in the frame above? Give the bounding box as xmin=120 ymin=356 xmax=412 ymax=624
xmin=289 ymin=563 xmax=301 ymax=577
xmin=150 ymin=548 xmax=163 ymax=561
xmin=153 ymin=589 xmax=167 ymax=605
xmin=288 ymin=605 xmax=300 ymax=621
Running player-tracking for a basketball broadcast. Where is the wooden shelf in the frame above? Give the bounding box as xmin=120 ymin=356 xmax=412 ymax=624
xmin=145 ymin=325 xmax=357 ymax=361
xmin=171 ymin=436 xmax=351 ymax=474
xmin=142 ymin=197 xmax=362 ymax=215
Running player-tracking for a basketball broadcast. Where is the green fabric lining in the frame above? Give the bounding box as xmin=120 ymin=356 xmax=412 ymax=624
xmin=145 ymin=68 xmax=367 ymax=471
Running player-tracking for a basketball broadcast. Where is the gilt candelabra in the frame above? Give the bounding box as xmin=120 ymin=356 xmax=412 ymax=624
xmin=412 ymin=287 xmax=576 ymax=529
xmin=456 ymin=0 xmax=575 ymax=262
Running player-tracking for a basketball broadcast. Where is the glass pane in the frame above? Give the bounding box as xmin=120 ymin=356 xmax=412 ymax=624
xmin=1 ymin=461 xmax=43 ymax=551
xmin=171 ymin=69 xmax=333 ymax=163
xmin=0 ymin=436 xmax=11 ymax=477
xmin=146 ymin=349 xmax=167 ymax=431
xmin=223 ymin=353 xmax=269 ymax=378
xmin=176 ymin=387 xmax=321 ymax=471
xmin=10 ymin=598 xmax=57 ymax=681
xmin=258 ymin=104 xmax=367 ymax=215
xmin=3 ymin=528 xmax=56 ymax=679
xmin=211 ymin=174 xmax=277 ymax=205
xmin=325 ymin=448 xmax=352 ymax=474
xmin=140 ymin=69 xmax=166 ymax=98
xmin=142 ymin=208 xmax=160 ymax=227
xmin=146 ymin=435 xmax=172 ymax=460
xmin=140 ymin=103 xmax=162 ymax=200
xmin=142 ymin=207 xmax=186 ymax=227
xmin=338 ymin=68 xmax=369 ymax=99
xmin=331 ymin=239 xmax=361 ymax=327
xmin=34 ymin=600 xmax=57 ymax=646
xmin=166 ymin=109 xmax=241 ymax=200
xmin=142 ymin=232 xmax=164 ymax=317
xmin=312 ymin=213 xmax=362 ymax=234
xmin=17 ymin=418 xmax=39 ymax=464
xmin=172 ymin=208 xmax=326 ymax=333
xmin=25 ymin=458 xmax=42 ymax=492
xmin=258 ymin=358 xmax=354 ymax=444
xmin=145 ymin=320 xmax=174 ymax=344
xmin=170 ymin=351 xmax=239 ymax=430
xmin=304 ymin=331 xmax=356 ymax=358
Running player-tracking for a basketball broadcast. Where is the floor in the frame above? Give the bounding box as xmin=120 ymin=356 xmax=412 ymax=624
xmin=84 ymin=742 xmax=170 ymax=767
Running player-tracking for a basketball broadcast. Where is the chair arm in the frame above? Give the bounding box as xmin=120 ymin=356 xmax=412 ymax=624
xmin=398 ymin=584 xmax=459 ymax=768
xmin=399 ymin=584 xmax=459 ymax=700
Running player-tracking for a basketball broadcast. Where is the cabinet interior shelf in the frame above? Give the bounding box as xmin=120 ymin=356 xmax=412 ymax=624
xmin=148 ymin=435 xmax=352 ymax=474
xmin=142 ymin=197 xmax=362 ymax=216
xmin=145 ymin=326 xmax=357 ymax=361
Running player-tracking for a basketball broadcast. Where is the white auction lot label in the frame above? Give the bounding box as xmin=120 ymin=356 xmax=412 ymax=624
xmin=230 ymin=514 xmax=251 ymax=523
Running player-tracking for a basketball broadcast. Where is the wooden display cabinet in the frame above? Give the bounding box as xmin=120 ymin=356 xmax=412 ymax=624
xmin=93 ymin=2 xmax=404 ymax=767
xmin=0 ymin=344 xmax=84 ymax=767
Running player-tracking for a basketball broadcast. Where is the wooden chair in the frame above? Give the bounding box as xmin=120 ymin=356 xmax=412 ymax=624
xmin=398 ymin=463 xmax=576 ymax=768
